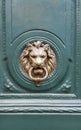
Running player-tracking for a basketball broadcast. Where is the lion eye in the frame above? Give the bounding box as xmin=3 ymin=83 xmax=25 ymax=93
xmin=31 ymin=55 xmax=37 ymax=58
xmin=41 ymin=55 xmax=45 ymax=58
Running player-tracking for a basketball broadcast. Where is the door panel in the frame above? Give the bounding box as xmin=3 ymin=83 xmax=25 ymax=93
xmin=6 ymin=0 xmax=67 ymax=41
xmin=0 ymin=115 xmax=81 ymax=130
xmin=0 ymin=0 xmax=81 ymax=130
xmin=2 ymin=0 xmax=74 ymax=93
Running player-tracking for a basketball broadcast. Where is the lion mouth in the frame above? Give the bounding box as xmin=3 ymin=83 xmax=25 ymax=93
xmin=29 ymin=67 xmax=48 ymax=84
xmin=32 ymin=67 xmax=46 ymax=77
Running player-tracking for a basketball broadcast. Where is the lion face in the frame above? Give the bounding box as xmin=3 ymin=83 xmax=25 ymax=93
xmin=29 ymin=46 xmax=47 ymax=67
xmin=20 ymin=41 xmax=56 ymax=85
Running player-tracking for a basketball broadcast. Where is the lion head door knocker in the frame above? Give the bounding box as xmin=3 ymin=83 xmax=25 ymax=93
xmin=20 ymin=41 xmax=56 ymax=85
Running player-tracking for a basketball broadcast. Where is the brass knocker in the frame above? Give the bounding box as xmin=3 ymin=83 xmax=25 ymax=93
xmin=20 ymin=41 xmax=56 ymax=85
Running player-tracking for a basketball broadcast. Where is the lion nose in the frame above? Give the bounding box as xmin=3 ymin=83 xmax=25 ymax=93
xmin=36 ymin=57 xmax=42 ymax=65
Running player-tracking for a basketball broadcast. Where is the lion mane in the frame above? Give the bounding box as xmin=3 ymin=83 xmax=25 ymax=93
xmin=20 ymin=41 xmax=56 ymax=80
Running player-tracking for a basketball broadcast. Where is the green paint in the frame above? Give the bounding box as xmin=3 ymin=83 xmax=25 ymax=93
xmin=0 ymin=0 xmax=81 ymax=129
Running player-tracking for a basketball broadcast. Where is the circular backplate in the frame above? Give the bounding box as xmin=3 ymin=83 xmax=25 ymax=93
xmin=8 ymin=30 xmax=68 ymax=91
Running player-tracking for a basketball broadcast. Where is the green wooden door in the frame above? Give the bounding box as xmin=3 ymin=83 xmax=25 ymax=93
xmin=0 ymin=0 xmax=81 ymax=130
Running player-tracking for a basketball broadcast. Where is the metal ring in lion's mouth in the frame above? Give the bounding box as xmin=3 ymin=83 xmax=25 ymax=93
xmin=29 ymin=67 xmax=48 ymax=83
